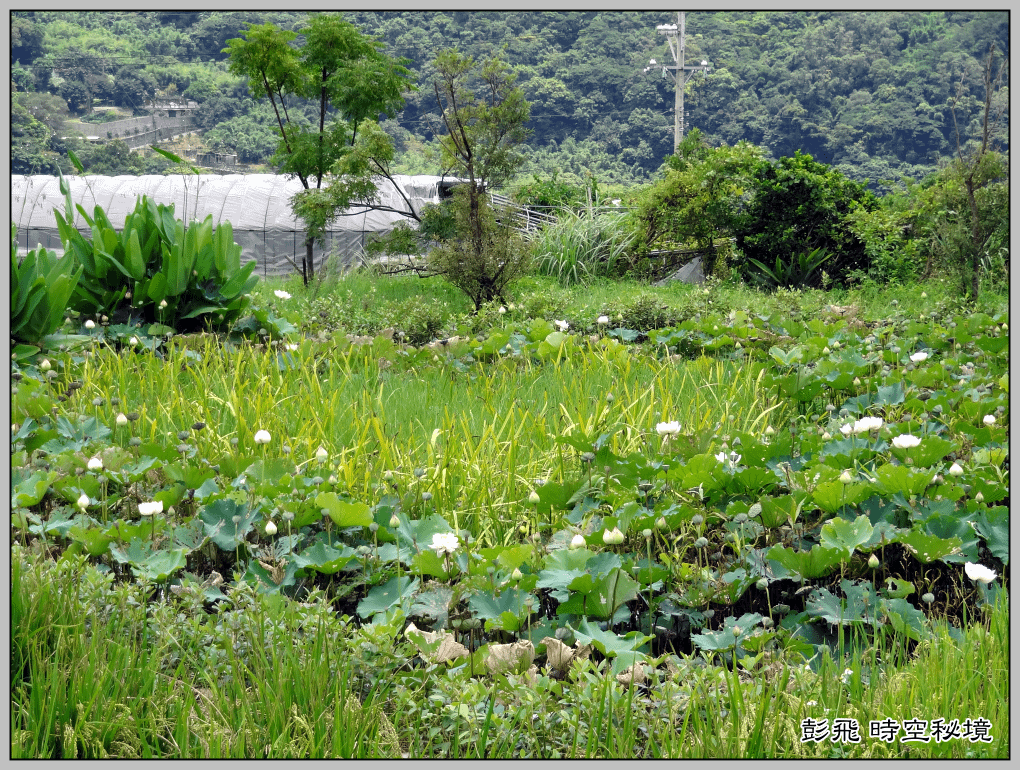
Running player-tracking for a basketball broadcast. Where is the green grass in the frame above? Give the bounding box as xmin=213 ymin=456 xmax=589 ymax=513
xmin=71 ymin=329 xmax=783 ymax=546
xmin=11 ymin=543 xmax=1008 ymax=758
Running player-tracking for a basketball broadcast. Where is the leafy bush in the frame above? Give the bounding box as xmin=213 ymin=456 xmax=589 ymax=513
xmin=603 ymin=292 xmax=690 ymax=332
xmin=53 ymin=174 xmax=258 ymax=332
xmin=10 ymin=224 xmax=83 ymax=346
xmin=734 ymin=151 xmax=876 ymax=288
xmin=529 ymin=210 xmax=634 ymax=286
xmin=394 ymin=295 xmax=448 ymax=346
xmin=427 ymin=189 xmax=532 ymax=311
xmin=512 ymin=171 xmax=592 ymax=212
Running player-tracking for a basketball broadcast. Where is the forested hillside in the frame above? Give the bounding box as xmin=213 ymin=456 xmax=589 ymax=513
xmin=11 ymin=11 xmax=1009 ymax=190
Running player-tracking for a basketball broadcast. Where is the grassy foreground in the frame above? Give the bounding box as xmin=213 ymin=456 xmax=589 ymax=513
xmin=11 ymin=543 xmax=1009 ymax=758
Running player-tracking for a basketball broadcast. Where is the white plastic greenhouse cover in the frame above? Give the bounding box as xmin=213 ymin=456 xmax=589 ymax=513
xmin=12 ymin=173 xmax=451 ymax=277
xmin=12 ymin=173 xmax=446 ymax=232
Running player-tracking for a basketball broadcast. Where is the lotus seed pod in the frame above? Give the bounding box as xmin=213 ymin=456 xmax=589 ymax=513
xmin=695 ymin=537 xmax=708 ymax=548
xmin=692 ymin=514 xmax=704 ymax=526
xmin=756 ymin=578 xmax=768 ymax=591
xmin=762 ymin=617 xmax=775 ymax=629
xmin=369 ymin=522 xmax=379 ymax=533
xmin=922 ymin=593 xmax=935 ymax=605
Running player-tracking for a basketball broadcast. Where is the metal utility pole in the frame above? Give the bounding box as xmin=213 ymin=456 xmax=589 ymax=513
xmin=645 ymin=12 xmax=712 ymax=154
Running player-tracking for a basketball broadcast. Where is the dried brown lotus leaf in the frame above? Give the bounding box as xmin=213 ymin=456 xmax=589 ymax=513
xmin=484 ymin=639 xmax=535 ymax=675
xmin=615 ymin=663 xmax=648 ymax=687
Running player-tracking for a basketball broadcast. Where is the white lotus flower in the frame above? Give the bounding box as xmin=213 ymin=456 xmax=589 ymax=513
xmin=116 ymin=413 xmax=128 ymax=426
xmin=498 ymin=306 xmax=506 ymax=314
xmin=597 ymin=315 xmax=610 ymax=325
xmin=85 ymin=319 xmax=96 ymax=329
xmin=983 ymin=414 xmax=996 ymax=426
xmin=87 ymin=456 xmax=104 ymax=471
xmin=910 ymin=351 xmax=928 ymax=363
xmin=948 ymin=462 xmax=964 ymax=477
xmin=138 ymin=500 xmax=164 ymax=517
xmin=570 ymin=533 xmax=586 ymax=550
xmin=76 ymin=493 xmax=90 ymax=510
xmin=554 ymin=320 xmax=569 ymax=331
xmin=846 ymin=416 xmax=883 ymax=435
xmin=892 ymin=434 xmax=921 ymax=449
xmin=656 ymin=421 xmax=681 ymax=436
xmin=274 ymin=290 xmax=291 ymax=300
xmin=129 ymin=336 xmax=139 ymax=345
xmin=254 ymin=430 xmax=271 ymax=445
xmin=431 ymin=531 xmax=460 ymax=556
xmin=964 ymin=562 xmax=996 ymax=585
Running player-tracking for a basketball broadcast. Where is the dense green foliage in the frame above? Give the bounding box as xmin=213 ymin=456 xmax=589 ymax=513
xmin=11 ymin=226 xmax=83 ymax=346
xmin=12 ymin=11 xmax=1008 ymax=188
xmin=45 ymin=177 xmax=258 ymax=336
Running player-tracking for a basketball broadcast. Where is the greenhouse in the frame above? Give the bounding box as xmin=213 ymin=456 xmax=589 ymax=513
xmin=11 ymin=174 xmax=456 ymax=277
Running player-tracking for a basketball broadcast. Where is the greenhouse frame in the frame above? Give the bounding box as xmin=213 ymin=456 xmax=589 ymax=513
xmin=11 ymin=174 xmax=458 ymax=277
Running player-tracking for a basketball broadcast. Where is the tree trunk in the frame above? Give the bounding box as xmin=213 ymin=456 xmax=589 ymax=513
xmin=966 ymin=176 xmax=981 ymax=300
xmin=303 ymin=235 xmax=315 ymax=286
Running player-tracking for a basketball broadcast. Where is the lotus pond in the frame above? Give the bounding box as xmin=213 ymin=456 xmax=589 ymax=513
xmin=10 ymin=278 xmax=1009 ymax=758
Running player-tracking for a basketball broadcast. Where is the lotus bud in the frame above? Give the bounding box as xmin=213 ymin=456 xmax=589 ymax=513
xmin=265 ymin=520 xmax=277 ymax=536
xmin=389 ymin=513 xmax=400 ymax=528
xmin=868 ymin=553 xmax=880 ymax=569
xmin=949 ymin=462 xmax=964 ymax=477
xmin=528 ymin=490 xmax=540 ymax=505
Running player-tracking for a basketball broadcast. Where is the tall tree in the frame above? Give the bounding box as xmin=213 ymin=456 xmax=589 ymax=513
xmin=947 ymin=43 xmax=1008 ymax=300
xmin=224 ymin=13 xmax=414 ymax=283
xmin=427 ymin=49 xmax=533 ymax=310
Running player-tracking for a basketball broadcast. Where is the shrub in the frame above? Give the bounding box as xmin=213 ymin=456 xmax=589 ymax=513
xmin=733 ymin=151 xmax=876 ymax=288
xmin=603 ymin=292 xmax=691 ymax=332
xmin=427 ymin=189 xmax=532 ymax=312
xmin=394 ymin=295 xmax=448 ymax=346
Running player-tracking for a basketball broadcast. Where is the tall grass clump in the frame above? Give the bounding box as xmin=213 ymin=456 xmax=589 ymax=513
xmin=530 ymin=209 xmax=634 ymax=286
